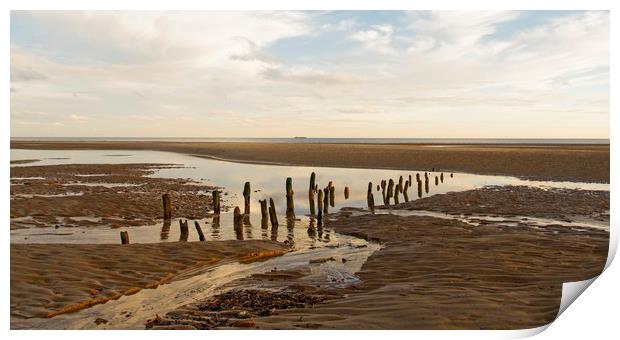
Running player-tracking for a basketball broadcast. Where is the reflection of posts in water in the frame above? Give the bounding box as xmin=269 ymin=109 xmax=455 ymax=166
xmin=162 ymin=193 xmax=172 ymax=220
xmin=194 ymin=221 xmax=206 ymax=241
xmin=286 ymin=177 xmax=295 ymax=219
xmin=417 ymin=180 xmax=423 ymax=198
xmin=440 ymin=173 xmax=444 ymax=183
xmin=323 ymin=186 xmax=330 ymax=214
xmin=268 ymin=198 xmax=279 ymax=228
xmin=309 ymin=172 xmax=316 ymax=216
xmin=270 ymin=223 xmax=278 ymax=241
xmin=120 ymin=231 xmax=130 ymax=244
xmin=403 ymin=180 xmax=409 ymax=202
xmin=307 ymin=217 xmax=316 ymax=239
xmin=211 ymin=215 xmax=221 ymax=239
xmin=212 ymin=190 xmax=220 ymax=214
xmin=243 ymin=182 xmax=251 ymax=215
xmin=344 ymin=186 xmax=350 ymax=199
xmin=286 ymin=218 xmax=295 ymax=244
xmin=179 ymin=219 xmax=189 ymax=242
xmin=160 ymin=219 xmax=171 ymax=240
xmin=317 ymin=189 xmax=324 ymax=213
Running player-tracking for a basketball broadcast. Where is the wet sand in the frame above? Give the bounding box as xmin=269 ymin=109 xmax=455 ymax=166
xmin=11 ymin=141 xmax=610 ymax=183
xmin=10 ymin=240 xmax=288 ymax=324
xmin=11 ymin=163 xmax=219 ymax=229
xmin=150 ymin=187 xmax=609 ymax=330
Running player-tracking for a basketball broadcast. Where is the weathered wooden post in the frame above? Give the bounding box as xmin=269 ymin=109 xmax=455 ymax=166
xmin=387 ymin=179 xmax=394 ymax=205
xmin=416 ymin=173 xmax=420 ymax=183
xmin=286 ymin=177 xmax=295 ymax=219
xmin=329 ymin=184 xmax=335 ymax=207
xmin=195 ymin=221 xmax=206 ymax=241
xmin=233 ymin=206 xmax=243 ymax=228
xmin=162 ymin=193 xmax=172 ymax=220
xmin=317 ymin=209 xmax=323 ymax=228
xmin=440 ymin=173 xmax=444 ymax=183
xmin=179 ymin=219 xmax=189 ymax=242
xmin=381 ymin=180 xmax=387 ymax=205
xmin=268 ymin=198 xmax=279 ymax=228
xmin=212 ymin=190 xmax=221 ymax=214
xmin=309 ymin=172 xmax=316 ymax=216
xmin=403 ymin=181 xmax=409 ymax=202
xmin=376 ymin=184 xmax=380 ymax=191
xmin=259 ymin=199 xmax=268 ymax=220
xmin=323 ymin=186 xmax=330 ymax=213
xmin=451 ymin=173 xmax=454 ymax=178
xmin=243 ymin=182 xmax=251 ymax=215
xmin=435 ymin=176 xmax=439 ymax=186
xmin=344 ymin=186 xmax=350 ymax=199
xmin=366 ymin=182 xmax=375 ymax=213
xmin=425 ymin=176 xmax=430 ymax=194
xmin=120 ymin=231 xmax=130 ymax=245
xmin=409 ymin=175 xmax=412 ymax=186
xmin=394 ymin=184 xmax=400 ymax=204
xmin=398 ymin=176 xmax=404 ymax=193
xmin=418 ymin=179 xmax=423 ymax=198
xmin=317 ymin=189 xmax=324 ymax=213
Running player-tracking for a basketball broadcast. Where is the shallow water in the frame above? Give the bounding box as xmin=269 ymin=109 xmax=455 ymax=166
xmin=10 ymin=148 xmax=609 ymax=245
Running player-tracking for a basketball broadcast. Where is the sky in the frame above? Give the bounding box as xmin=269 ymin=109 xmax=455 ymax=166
xmin=10 ymin=10 xmax=609 ymax=138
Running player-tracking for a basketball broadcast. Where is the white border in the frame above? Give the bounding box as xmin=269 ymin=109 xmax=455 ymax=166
xmin=3 ymin=1 xmax=616 ymax=339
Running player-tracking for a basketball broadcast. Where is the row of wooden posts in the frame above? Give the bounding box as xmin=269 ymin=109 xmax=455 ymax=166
xmin=120 ymin=170 xmax=453 ymax=244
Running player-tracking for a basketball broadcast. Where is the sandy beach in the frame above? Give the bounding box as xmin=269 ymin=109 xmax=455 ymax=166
xmin=10 ymin=141 xmax=610 ymax=183
xmin=142 ymin=186 xmax=609 ymax=330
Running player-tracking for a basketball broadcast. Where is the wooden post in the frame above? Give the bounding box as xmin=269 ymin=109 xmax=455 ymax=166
xmin=269 ymin=198 xmax=279 ymax=228
xmin=259 ymin=199 xmax=268 ymax=218
xmin=317 ymin=209 xmax=323 ymax=228
xmin=162 ymin=193 xmax=172 ymax=220
xmin=425 ymin=177 xmax=430 ymax=194
xmin=323 ymin=186 xmax=330 ymax=213
xmin=329 ymin=184 xmax=335 ymax=207
xmin=179 ymin=219 xmax=188 ymax=242
xmin=440 ymin=173 xmax=444 ymax=183
xmin=416 ymin=173 xmax=420 ymax=183
xmin=409 ymin=175 xmax=412 ymax=186
xmin=212 ymin=190 xmax=220 ymax=214
xmin=381 ymin=180 xmax=387 ymax=205
xmin=120 ymin=231 xmax=129 ymax=245
xmin=418 ymin=179 xmax=423 ymax=198
xmin=195 ymin=221 xmax=206 ymax=241
xmin=398 ymin=176 xmax=404 ymax=193
xmin=344 ymin=186 xmax=350 ymax=199
xmin=368 ymin=192 xmax=375 ymax=213
xmin=243 ymin=182 xmax=251 ymax=215
xmin=233 ymin=206 xmax=243 ymax=228
xmin=435 ymin=176 xmax=439 ymax=186
xmin=376 ymin=184 xmax=380 ymax=191
xmin=285 ymin=177 xmax=295 ymax=219
xmin=451 ymin=173 xmax=454 ymax=178
xmin=387 ymin=179 xmax=394 ymax=205
xmin=394 ymin=184 xmax=400 ymax=204
xmin=309 ymin=172 xmax=316 ymax=215
xmin=317 ymin=189 xmax=324 ymax=214
xmin=403 ymin=181 xmax=409 ymax=202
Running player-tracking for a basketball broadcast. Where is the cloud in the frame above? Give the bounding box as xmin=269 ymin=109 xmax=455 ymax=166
xmin=349 ymin=24 xmax=396 ymax=54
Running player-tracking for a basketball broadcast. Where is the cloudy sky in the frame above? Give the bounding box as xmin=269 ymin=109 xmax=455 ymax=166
xmin=10 ymin=10 xmax=609 ymax=138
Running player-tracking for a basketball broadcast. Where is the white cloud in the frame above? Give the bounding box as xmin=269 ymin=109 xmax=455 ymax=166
xmin=349 ymin=24 xmax=396 ymax=55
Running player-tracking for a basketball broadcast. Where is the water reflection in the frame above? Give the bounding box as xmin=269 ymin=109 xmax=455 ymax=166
xmin=160 ymin=220 xmax=171 ymax=241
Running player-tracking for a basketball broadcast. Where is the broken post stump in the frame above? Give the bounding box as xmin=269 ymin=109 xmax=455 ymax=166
xmin=317 ymin=189 xmax=324 ymax=213
xmin=162 ymin=193 xmax=172 ymax=220
xmin=425 ymin=177 xmax=430 ymax=194
xmin=394 ymin=184 xmax=400 ymax=204
xmin=269 ymin=198 xmax=279 ymax=228
xmin=387 ymin=179 xmax=394 ymax=205
xmin=317 ymin=209 xmax=323 ymax=227
xmin=179 ymin=219 xmax=189 ymax=242
xmin=398 ymin=176 xmax=404 ymax=193
xmin=120 ymin=231 xmax=129 ymax=245
xmin=329 ymin=184 xmax=335 ymax=207
xmin=233 ymin=206 xmax=243 ymax=229
xmin=435 ymin=176 xmax=439 ymax=186
xmin=195 ymin=221 xmax=206 ymax=241
xmin=286 ymin=177 xmax=295 ymax=219
xmin=243 ymin=182 xmax=251 ymax=215
xmin=212 ymin=190 xmax=221 ymax=214
xmin=323 ymin=186 xmax=330 ymax=213
xmin=403 ymin=181 xmax=409 ymax=202
xmin=440 ymin=173 xmax=444 ymax=183
xmin=418 ymin=179 xmax=423 ymax=198
xmin=344 ymin=186 xmax=350 ymax=199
